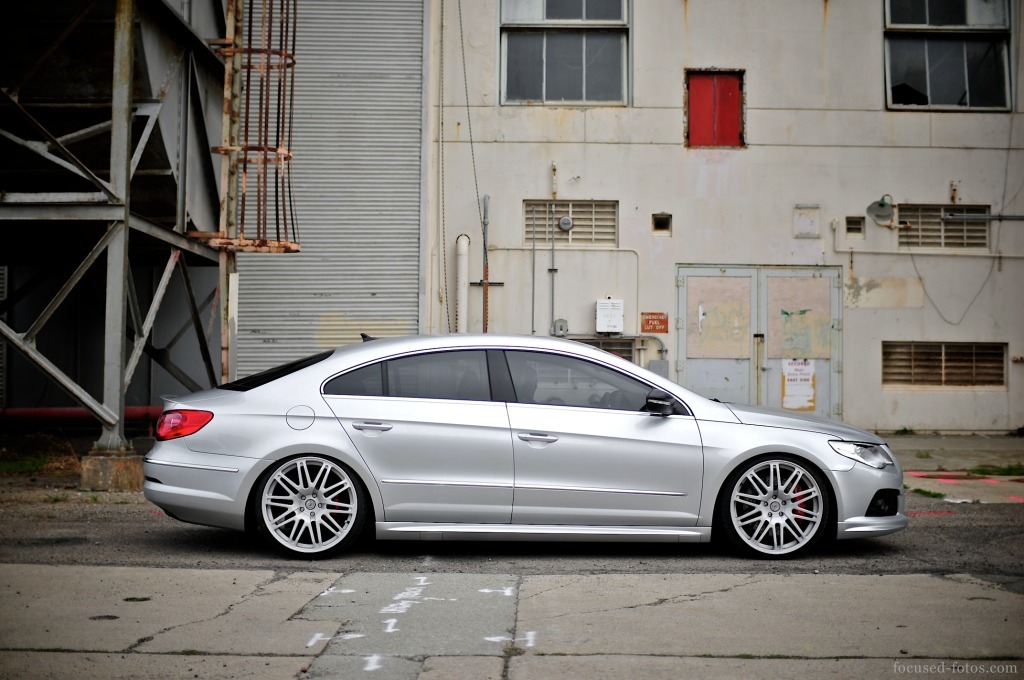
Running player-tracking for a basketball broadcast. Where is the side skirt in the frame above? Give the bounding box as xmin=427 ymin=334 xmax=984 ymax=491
xmin=375 ymin=523 xmax=712 ymax=543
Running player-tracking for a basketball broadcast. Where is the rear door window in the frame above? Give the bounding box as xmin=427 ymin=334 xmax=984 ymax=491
xmin=323 ymin=363 xmax=384 ymax=396
xmin=388 ymin=351 xmax=490 ymax=401
xmin=322 ymin=350 xmax=492 ymax=401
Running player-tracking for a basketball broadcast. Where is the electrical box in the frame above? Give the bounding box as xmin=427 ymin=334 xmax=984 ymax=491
xmin=596 ymin=298 xmax=624 ymax=333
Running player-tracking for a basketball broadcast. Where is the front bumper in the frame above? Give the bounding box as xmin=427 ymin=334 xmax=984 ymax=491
xmin=836 ymin=513 xmax=909 ymax=539
xmin=831 ymin=451 xmax=908 ymax=541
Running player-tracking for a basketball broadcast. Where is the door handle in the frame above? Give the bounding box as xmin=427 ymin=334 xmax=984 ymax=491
xmin=352 ymin=421 xmax=393 ymax=432
xmin=518 ymin=432 xmax=558 ymax=443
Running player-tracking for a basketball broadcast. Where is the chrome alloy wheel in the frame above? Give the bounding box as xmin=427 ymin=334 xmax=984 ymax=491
xmin=727 ymin=458 xmax=825 ymax=556
xmin=260 ymin=456 xmax=361 ymax=555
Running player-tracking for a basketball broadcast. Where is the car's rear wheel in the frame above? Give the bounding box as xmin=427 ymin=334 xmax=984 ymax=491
xmin=256 ymin=455 xmax=366 ymax=558
xmin=717 ymin=456 xmax=830 ymax=558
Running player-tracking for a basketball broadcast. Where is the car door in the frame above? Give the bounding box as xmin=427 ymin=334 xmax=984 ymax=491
xmin=322 ymin=350 xmax=514 ymax=523
xmin=504 ymin=350 xmax=703 ymax=527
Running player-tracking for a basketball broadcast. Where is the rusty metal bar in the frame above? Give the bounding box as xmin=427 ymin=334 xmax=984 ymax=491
xmin=213 ymin=0 xmax=299 ymax=246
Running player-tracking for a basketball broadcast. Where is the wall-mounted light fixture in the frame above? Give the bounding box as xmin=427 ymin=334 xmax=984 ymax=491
xmin=866 ymin=194 xmax=895 ymax=227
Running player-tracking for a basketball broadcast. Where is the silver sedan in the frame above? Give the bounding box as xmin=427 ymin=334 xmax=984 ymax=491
xmin=143 ymin=334 xmax=907 ymax=559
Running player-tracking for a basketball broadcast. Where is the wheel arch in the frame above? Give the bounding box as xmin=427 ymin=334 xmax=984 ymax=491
xmin=705 ymin=449 xmax=840 ymax=540
xmin=243 ymin=445 xmax=381 ymax=534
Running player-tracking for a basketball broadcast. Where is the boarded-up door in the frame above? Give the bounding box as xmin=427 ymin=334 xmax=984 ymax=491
xmin=676 ymin=266 xmax=841 ymax=418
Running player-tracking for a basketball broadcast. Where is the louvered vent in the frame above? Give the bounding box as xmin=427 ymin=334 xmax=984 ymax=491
xmin=883 ymin=342 xmax=1006 ymax=386
xmin=897 ymin=205 xmax=989 ymax=249
xmin=524 ymin=201 xmax=618 ymax=246
xmin=573 ymin=337 xmax=636 ymax=362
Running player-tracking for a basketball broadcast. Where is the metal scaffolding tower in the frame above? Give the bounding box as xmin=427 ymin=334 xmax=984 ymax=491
xmin=0 ymin=0 xmax=299 ymax=489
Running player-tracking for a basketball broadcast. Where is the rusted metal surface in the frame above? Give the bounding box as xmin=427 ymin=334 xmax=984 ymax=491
xmin=212 ymin=0 xmax=300 ymax=250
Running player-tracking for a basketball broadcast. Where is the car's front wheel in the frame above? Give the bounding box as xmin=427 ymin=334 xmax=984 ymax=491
xmin=256 ymin=455 xmax=366 ymax=558
xmin=717 ymin=455 xmax=831 ymax=558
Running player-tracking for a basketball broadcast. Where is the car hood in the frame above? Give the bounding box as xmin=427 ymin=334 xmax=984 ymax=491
xmin=723 ymin=403 xmax=884 ymax=444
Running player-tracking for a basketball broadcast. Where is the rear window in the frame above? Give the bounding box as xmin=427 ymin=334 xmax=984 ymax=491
xmin=219 ymin=350 xmax=334 ymax=391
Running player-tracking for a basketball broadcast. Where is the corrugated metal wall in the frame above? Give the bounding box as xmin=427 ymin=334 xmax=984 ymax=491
xmin=235 ymin=0 xmax=426 ymax=375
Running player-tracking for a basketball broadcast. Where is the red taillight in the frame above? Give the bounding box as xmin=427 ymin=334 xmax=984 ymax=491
xmin=156 ymin=410 xmax=214 ymax=441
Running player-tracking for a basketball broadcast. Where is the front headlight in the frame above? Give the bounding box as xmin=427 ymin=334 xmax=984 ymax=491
xmin=829 ymin=441 xmax=895 ymax=469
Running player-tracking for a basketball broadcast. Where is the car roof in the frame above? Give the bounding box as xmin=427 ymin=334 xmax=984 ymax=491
xmin=330 ymin=333 xmax=635 ymax=369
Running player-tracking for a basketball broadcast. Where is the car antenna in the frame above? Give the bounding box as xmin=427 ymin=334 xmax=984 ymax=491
xmin=360 ymin=333 xmax=378 ymax=342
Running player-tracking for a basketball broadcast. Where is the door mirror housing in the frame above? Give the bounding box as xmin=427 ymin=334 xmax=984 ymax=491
xmin=645 ymin=389 xmax=676 ymax=416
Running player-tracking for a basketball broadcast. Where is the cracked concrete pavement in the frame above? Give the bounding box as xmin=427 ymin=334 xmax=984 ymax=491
xmin=1 ymin=564 xmax=1021 ymax=679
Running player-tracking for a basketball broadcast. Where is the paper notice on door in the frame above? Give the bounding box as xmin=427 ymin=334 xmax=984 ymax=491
xmin=782 ymin=359 xmax=816 ymax=411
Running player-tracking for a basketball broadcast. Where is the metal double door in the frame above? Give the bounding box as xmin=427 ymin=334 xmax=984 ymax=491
xmin=676 ymin=266 xmax=842 ymax=418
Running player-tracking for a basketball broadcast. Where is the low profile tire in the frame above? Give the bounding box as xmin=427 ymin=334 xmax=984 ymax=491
xmin=716 ymin=455 xmax=831 ymax=559
xmin=256 ymin=455 xmax=367 ymax=558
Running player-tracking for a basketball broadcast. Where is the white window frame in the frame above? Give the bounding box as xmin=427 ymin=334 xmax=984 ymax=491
xmin=500 ymin=0 xmax=629 ymax=105
xmin=883 ymin=0 xmax=1011 ymax=111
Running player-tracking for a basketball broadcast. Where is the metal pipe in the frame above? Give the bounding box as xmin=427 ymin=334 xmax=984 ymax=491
xmin=0 ymin=407 xmax=163 ymax=422
xmin=456 ymin=234 xmax=470 ymax=333
xmin=942 ymin=214 xmax=1024 ymax=221
xmin=549 ymin=205 xmax=556 ymax=335
xmin=481 ymin=194 xmax=490 ymax=332
xmin=530 ymin=204 xmax=537 ymax=334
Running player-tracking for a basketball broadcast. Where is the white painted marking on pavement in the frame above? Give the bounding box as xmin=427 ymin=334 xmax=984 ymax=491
xmin=307 ymin=633 xmax=331 ymax=647
xmin=485 ymin=632 xmax=538 ymax=647
xmin=380 ymin=600 xmax=417 ymax=614
xmin=364 ymin=655 xmax=383 ymax=671
xmin=383 ymin=618 xmax=400 ymax=633
xmin=479 ymin=587 xmax=516 ymax=596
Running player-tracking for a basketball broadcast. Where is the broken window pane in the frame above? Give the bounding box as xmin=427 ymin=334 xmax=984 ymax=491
xmin=889 ymin=37 xmax=929 ymax=105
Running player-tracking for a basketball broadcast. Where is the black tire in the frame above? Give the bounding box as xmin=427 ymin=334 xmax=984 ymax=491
xmin=254 ymin=455 xmax=367 ymax=558
xmin=715 ymin=455 xmax=831 ymax=559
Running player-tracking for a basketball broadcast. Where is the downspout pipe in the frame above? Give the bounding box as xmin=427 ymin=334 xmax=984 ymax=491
xmin=455 ymin=234 xmax=470 ymax=333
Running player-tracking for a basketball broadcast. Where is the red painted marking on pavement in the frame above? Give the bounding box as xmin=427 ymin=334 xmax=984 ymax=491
xmin=979 ymin=479 xmax=1000 ymax=484
xmin=936 ymin=478 xmax=960 ymax=484
xmin=906 ymin=471 xmax=926 ymax=477
xmin=906 ymin=511 xmax=956 ymax=517
xmin=1010 ymin=496 xmax=1024 ymax=504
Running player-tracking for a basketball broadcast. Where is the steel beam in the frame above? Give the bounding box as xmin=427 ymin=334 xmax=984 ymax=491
xmin=127 ymin=213 xmax=220 ymax=261
xmin=125 ymin=252 xmax=180 ymax=387
xmin=178 ymin=258 xmax=218 ymax=388
xmin=0 ymin=90 xmax=119 ymax=201
xmin=93 ymin=0 xmax=135 ymax=453
xmin=0 ymin=320 xmax=118 ymax=426
xmin=24 ymin=224 xmax=120 ymax=344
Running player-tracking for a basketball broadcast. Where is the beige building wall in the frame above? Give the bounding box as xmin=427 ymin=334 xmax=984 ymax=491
xmin=423 ymin=0 xmax=1024 ymax=433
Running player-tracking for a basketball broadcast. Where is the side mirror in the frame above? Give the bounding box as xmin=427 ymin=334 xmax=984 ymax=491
xmin=645 ymin=389 xmax=675 ymax=416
